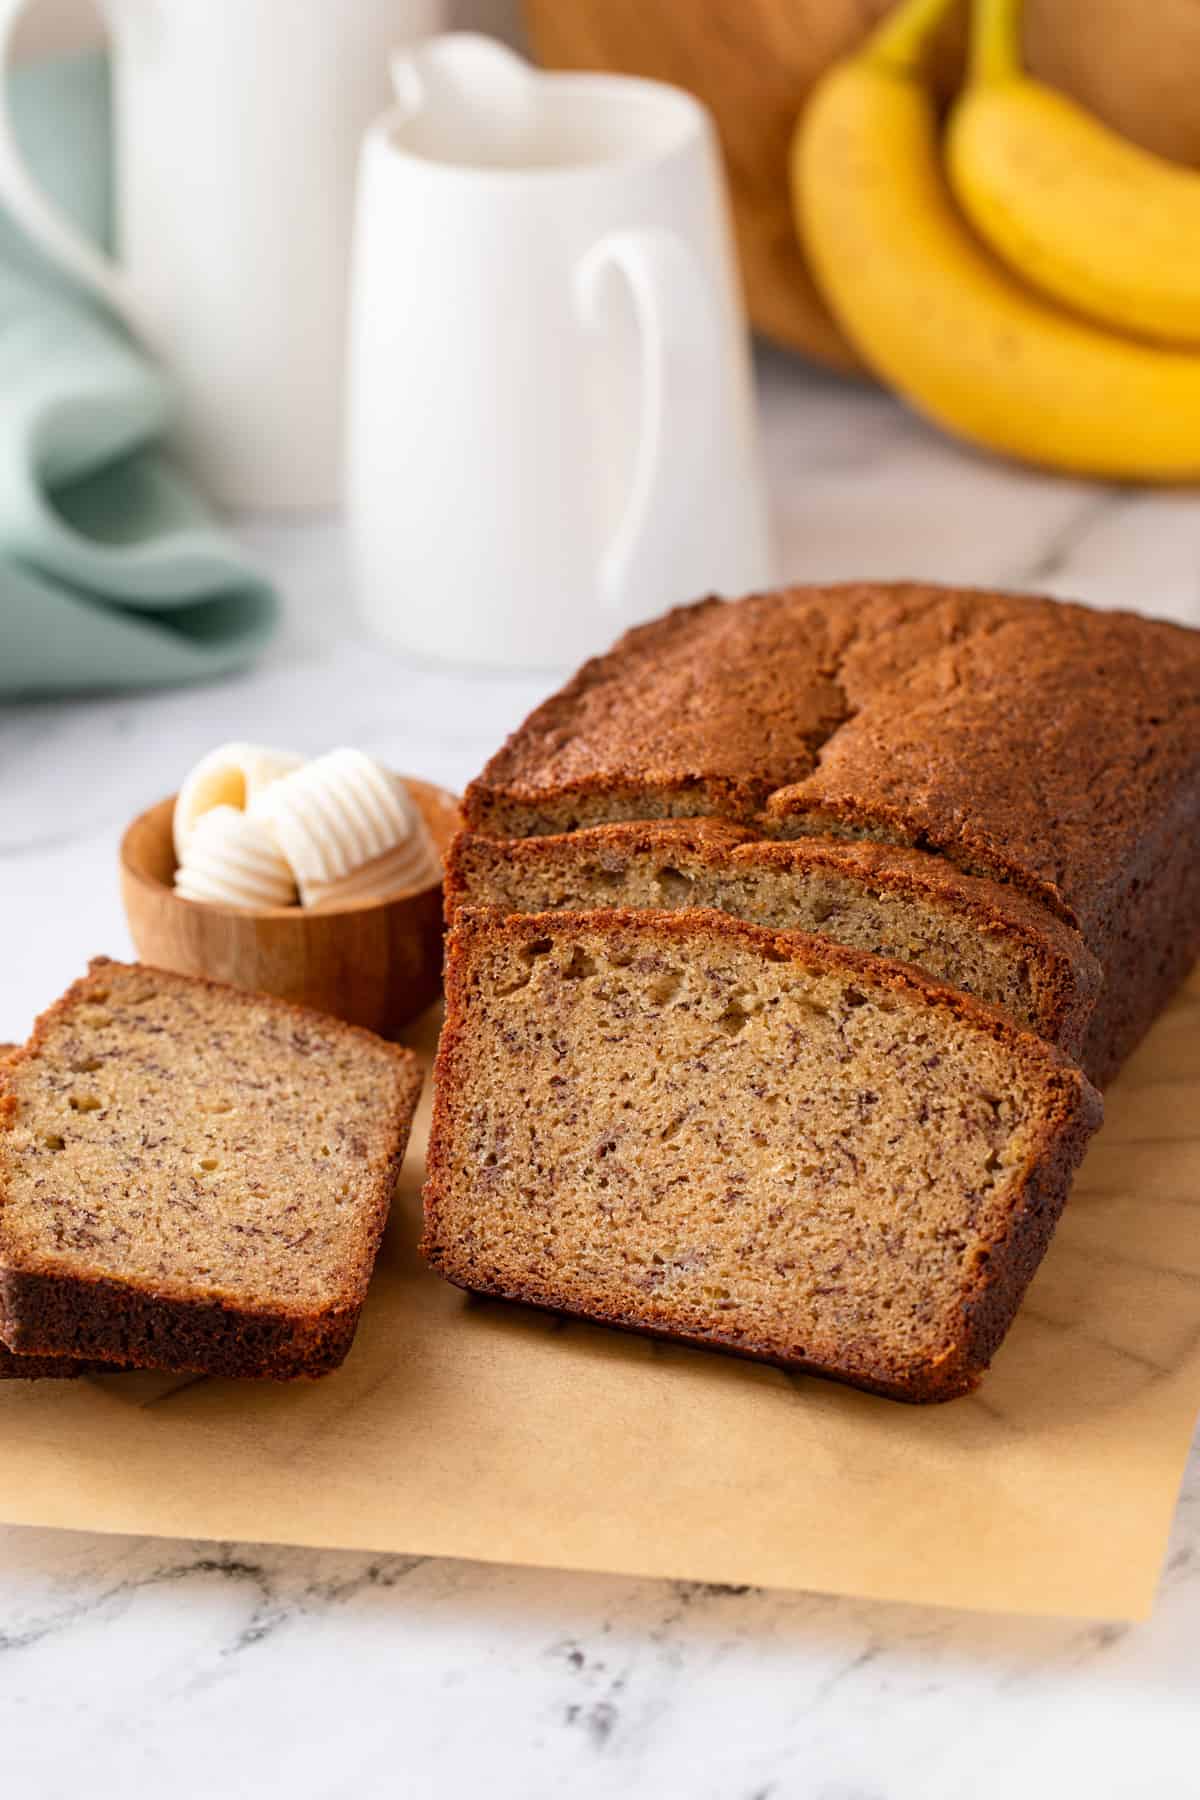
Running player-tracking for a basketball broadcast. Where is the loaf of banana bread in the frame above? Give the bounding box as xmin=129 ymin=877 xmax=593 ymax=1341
xmin=424 ymin=909 xmax=1101 ymax=1402
xmin=462 ymin=583 xmax=1200 ymax=1082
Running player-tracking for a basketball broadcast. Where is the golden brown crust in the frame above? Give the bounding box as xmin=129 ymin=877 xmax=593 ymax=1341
xmin=464 ymin=591 xmax=847 ymax=835
xmin=423 ymin=908 xmax=1101 ymax=1403
xmin=0 ymin=1344 xmax=114 ymax=1380
xmin=461 ymin=582 xmax=1200 ymax=1082
xmin=0 ymin=959 xmax=423 ymax=1379
xmin=0 ymin=1267 xmax=365 ymax=1380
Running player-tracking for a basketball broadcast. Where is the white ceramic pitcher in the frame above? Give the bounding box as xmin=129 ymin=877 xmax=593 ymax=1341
xmin=0 ymin=0 xmax=444 ymax=509
xmin=346 ymin=35 xmax=773 ymax=668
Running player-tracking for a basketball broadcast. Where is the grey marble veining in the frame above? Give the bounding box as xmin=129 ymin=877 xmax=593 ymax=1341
xmin=1 ymin=354 xmax=1199 ymax=1794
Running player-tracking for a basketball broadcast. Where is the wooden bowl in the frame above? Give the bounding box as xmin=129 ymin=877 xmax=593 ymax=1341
xmin=119 ymin=777 xmax=460 ymax=1039
xmin=524 ymin=0 xmax=1200 ymax=366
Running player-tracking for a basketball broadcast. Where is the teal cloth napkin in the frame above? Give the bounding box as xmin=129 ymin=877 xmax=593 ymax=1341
xmin=0 ymin=53 xmax=278 ymax=696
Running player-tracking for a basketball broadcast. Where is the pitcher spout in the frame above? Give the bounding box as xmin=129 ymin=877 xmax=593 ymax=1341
xmin=388 ymin=32 xmax=541 ymax=167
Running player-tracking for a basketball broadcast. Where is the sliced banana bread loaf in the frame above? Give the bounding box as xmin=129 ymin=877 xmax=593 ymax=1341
xmin=0 ymin=960 xmax=422 ymax=1379
xmin=446 ymin=823 xmax=1101 ymax=1058
xmin=423 ymin=909 xmax=1101 ymax=1403
xmin=463 ymin=583 xmax=1200 ymax=1082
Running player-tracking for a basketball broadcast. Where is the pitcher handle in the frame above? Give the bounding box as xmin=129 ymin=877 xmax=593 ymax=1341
xmin=575 ymin=226 xmax=724 ymax=615
xmin=0 ymin=0 xmax=148 ymax=336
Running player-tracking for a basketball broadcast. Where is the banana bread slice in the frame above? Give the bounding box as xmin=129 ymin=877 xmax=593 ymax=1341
xmin=0 ymin=960 xmax=423 ymax=1379
xmin=445 ymin=823 xmax=1101 ymax=1058
xmin=423 ymin=909 xmax=1101 ymax=1403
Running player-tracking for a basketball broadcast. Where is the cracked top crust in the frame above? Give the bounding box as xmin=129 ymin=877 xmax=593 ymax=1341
xmin=463 ymin=583 xmax=1200 ymax=934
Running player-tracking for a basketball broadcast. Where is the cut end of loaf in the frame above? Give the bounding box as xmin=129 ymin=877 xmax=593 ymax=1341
xmin=423 ymin=910 xmax=1101 ymax=1402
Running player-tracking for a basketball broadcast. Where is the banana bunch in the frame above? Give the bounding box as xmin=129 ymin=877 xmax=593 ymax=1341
xmin=948 ymin=0 xmax=1200 ymax=346
xmin=791 ymin=0 xmax=1200 ymax=480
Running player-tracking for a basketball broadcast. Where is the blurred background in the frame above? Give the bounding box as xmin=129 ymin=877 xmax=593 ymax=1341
xmin=9 ymin=0 xmax=524 ymax=55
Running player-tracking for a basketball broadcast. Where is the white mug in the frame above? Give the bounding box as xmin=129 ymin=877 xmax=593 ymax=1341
xmin=0 ymin=0 xmax=445 ymax=509
xmin=346 ymin=35 xmax=773 ymax=668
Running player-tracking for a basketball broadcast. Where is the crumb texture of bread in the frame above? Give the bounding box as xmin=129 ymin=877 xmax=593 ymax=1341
xmin=446 ymin=825 xmax=1101 ymax=1059
xmin=423 ymin=911 xmax=1101 ymax=1403
xmin=0 ymin=1037 xmax=122 ymax=1379
xmin=461 ymin=584 xmax=1200 ymax=1082
xmin=0 ymin=960 xmax=423 ymax=1378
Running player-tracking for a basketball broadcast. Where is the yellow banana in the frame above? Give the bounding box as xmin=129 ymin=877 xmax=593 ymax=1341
xmin=947 ymin=0 xmax=1200 ymax=346
xmin=791 ymin=0 xmax=1200 ymax=481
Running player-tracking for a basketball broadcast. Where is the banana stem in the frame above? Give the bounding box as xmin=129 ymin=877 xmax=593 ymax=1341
xmin=867 ymin=0 xmax=961 ymax=73
xmin=968 ymin=0 xmax=1025 ymax=85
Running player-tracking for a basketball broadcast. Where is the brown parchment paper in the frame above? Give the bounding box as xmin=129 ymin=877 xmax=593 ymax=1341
xmin=1 ymin=967 xmax=1198 ymax=1621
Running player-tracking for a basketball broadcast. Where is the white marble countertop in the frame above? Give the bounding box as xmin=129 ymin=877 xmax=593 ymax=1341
xmin=2 ymin=351 xmax=1199 ymax=1796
